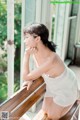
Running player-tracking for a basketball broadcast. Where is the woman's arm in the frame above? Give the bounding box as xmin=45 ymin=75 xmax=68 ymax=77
xmin=22 ymin=47 xmax=38 ymax=81
xmin=22 ymin=52 xmax=30 ymax=81
xmin=22 ymin=47 xmax=55 ymax=90
xmin=23 ymin=55 xmax=55 ymax=81
xmin=22 ymin=47 xmax=41 ymax=90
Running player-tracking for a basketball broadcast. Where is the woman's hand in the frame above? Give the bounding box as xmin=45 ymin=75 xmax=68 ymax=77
xmin=22 ymin=80 xmax=33 ymax=90
xmin=25 ymin=47 xmax=37 ymax=55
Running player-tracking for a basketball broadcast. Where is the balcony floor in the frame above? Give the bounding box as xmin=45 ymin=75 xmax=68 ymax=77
xmin=69 ymin=65 xmax=80 ymax=90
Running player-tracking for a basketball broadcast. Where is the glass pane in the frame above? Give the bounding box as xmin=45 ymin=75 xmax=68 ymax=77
xmin=70 ymin=0 xmax=79 ymax=16
xmin=25 ymin=0 xmax=36 ymax=25
xmin=51 ymin=4 xmax=56 ymax=40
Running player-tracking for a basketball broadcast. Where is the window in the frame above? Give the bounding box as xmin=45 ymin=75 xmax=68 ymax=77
xmin=51 ymin=5 xmax=56 ymax=40
xmin=25 ymin=0 xmax=36 ymax=24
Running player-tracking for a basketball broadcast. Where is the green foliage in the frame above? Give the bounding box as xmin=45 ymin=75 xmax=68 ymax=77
xmin=14 ymin=3 xmax=21 ymax=47
xmin=0 ymin=72 xmax=20 ymax=103
xmin=14 ymin=75 xmax=20 ymax=92
xmin=0 ymin=55 xmax=7 ymax=72
xmin=0 ymin=2 xmax=7 ymax=48
xmin=0 ymin=73 xmax=7 ymax=103
xmin=51 ymin=17 xmax=55 ymax=40
xmin=14 ymin=3 xmax=21 ymax=72
xmin=0 ymin=2 xmax=22 ymax=103
xmin=0 ymin=2 xmax=21 ymax=72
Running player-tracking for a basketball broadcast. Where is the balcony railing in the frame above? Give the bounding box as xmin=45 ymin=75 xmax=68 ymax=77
xmin=0 ymin=77 xmax=79 ymax=120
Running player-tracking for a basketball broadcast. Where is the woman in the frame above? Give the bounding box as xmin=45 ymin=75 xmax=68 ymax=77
xmin=22 ymin=23 xmax=79 ymax=120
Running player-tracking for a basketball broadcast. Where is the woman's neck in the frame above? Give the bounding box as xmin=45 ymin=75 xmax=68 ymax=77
xmin=34 ymin=45 xmax=51 ymax=58
xmin=33 ymin=43 xmax=54 ymax=65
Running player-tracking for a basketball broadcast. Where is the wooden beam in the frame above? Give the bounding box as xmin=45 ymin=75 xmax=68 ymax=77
xmin=10 ymin=83 xmax=46 ymax=120
xmin=0 ymin=77 xmax=44 ymax=111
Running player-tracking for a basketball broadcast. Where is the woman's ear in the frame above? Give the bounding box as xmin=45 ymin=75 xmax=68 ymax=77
xmin=35 ymin=36 xmax=41 ymax=43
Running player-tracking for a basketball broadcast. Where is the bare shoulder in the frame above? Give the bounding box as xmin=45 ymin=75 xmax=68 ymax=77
xmin=33 ymin=52 xmax=56 ymax=67
xmin=50 ymin=52 xmax=56 ymax=60
xmin=50 ymin=52 xmax=58 ymax=63
xmin=50 ymin=52 xmax=65 ymax=69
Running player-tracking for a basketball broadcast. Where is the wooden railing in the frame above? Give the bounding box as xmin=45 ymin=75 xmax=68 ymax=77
xmin=0 ymin=77 xmax=79 ymax=120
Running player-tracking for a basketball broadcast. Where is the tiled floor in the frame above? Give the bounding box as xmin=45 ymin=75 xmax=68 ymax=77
xmin=69 ymin=65 xmax=80 ymax=90
xmin=69 ymin=65 xmax=80 ymax=120
xmin=25 ymin=65 xmax=80 ymax=120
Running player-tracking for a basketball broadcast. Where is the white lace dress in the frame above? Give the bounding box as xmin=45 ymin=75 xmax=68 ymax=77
xmin=42 ymin=64 xmax=79 ymax=107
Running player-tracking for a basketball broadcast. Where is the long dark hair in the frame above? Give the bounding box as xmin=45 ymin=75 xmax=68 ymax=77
xmin=23 ymin=23 xmax=57 ymax=52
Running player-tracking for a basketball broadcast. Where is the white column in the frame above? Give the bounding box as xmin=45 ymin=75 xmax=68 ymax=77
xmin=20 ymin=0 xmax=25 ymax=87
xmin=35 ymin=0 xmax=42 ymax=22
xmin=62 ymin=4 xmax=72 ymax=61
xmin=46 ymin=0 xmax=53 ymax=41
xmin=41 ymin=0 xmax=48 ymax=24
xmin=53 ymin=4 xmax=66 ymax=58
xmin=7 ymin=0 xmax=14 ymax=98
xmin=75 ymin=4 xmax=80 ymax=44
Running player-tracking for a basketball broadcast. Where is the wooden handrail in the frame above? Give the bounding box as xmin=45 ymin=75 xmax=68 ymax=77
xmin=0 ymin=77 xmax=46 ymax=120
xmin=10 ymin=84 xmax=45 ymax=119
xmin=0 ymin=77 xmax=44 ymax=111
xmin=0 ymin=76 xmax=79 ymax=120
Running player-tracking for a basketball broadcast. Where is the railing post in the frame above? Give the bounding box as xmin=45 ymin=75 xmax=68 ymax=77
xmin=7 ymin=0 xmax=14 ymax=98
